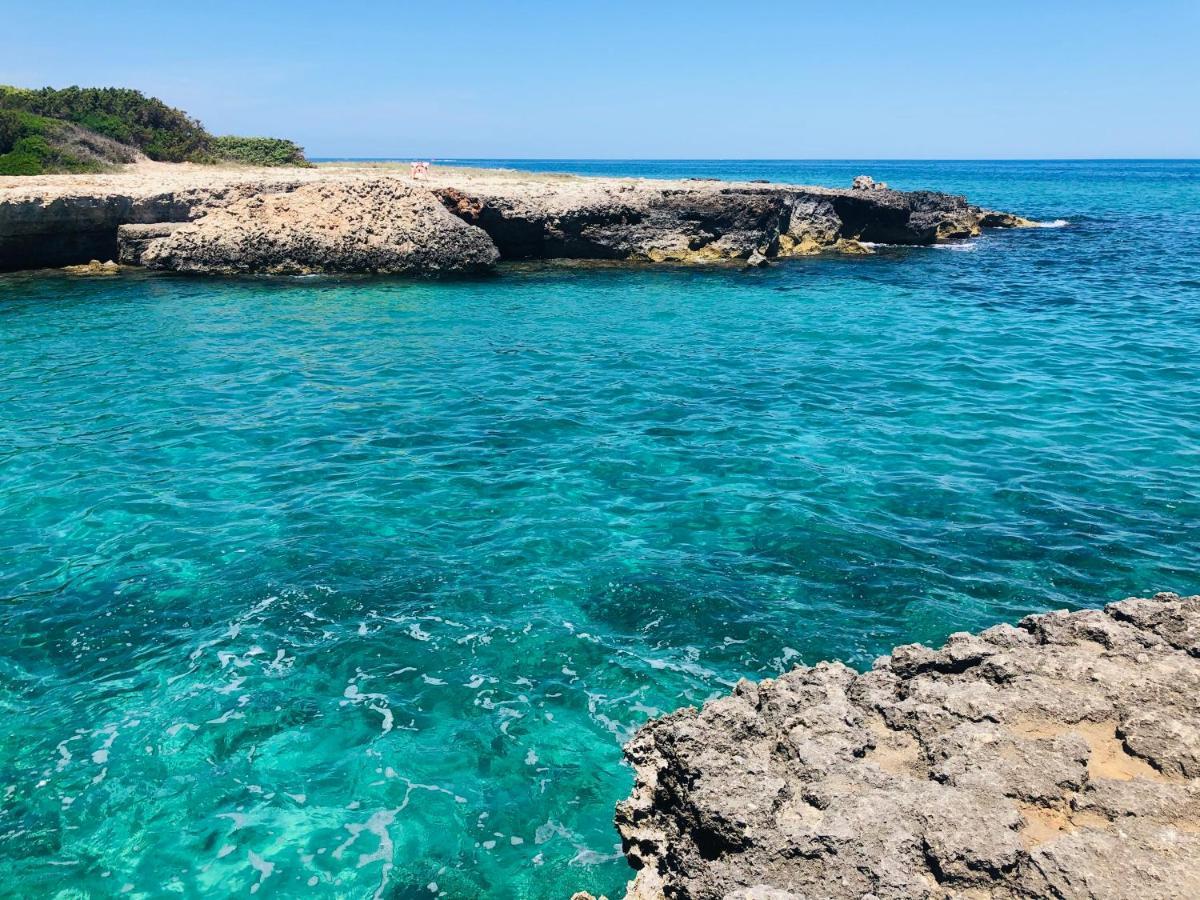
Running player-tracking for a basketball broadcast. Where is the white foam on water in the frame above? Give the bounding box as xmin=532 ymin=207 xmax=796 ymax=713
xmin=1030 ymin=218 xmax=1070 ymax=228
xmin=333 ymin=808 xmax=399 ymax=900
xmin=370 ymin=703 xmax=394 ymax=734
xmin=56 ymin=738 xmax=77 ymax=770
xmin=247 ymin=851 xmax=274 ymax=894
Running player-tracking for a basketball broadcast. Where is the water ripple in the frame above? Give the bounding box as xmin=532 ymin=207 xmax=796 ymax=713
xmin=1 ymin=161 xmax=1199 ymax=898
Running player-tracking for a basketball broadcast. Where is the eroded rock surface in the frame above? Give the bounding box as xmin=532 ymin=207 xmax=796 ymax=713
xmin=614 ymin=593 xmax=1200 ymax=900
xmin=1 ymin=163 xmax=1036 ymax=273
xmin=140 ymin=179 xmax=499 ymax=275
xmin=117 ymin=222 xmax=186 ymax=264
xmin=433 ymin=179 xmax=1000 ymax=262
xmin=0 ymin=177 xmax=315 ymax=270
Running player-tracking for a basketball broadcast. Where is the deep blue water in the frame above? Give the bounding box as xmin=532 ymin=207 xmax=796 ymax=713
xmin=2 ymin=160 xmax=1199 ymax=898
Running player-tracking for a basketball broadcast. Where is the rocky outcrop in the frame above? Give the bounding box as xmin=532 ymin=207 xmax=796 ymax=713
xmin=433 ymin=179 xmax=1004 ymax=263
xmin=612 ymin=593 xmax=1200 ymax=900
xmin=62 ymin=258 xmax=121 ymax=275
xmin=852 ymin=174 xmax=888 ymax=191
xmin=140 ymin=179 xmax=499 ymax=275
xmin=1 ymin=164 xmax=1035 ymax=273
xmin=0 ymin=178 xmax=311 ymax=270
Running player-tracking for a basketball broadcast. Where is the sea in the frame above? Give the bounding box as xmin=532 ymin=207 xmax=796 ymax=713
xmin=1 ymin=159 xmax=1198 ymax=897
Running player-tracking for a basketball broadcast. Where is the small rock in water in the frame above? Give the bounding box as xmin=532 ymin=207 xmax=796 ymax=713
xmin=743 ymin=251 xmax=770 ymax=269
xmin=63 ymin=259 xmax=121 ymax=275
xmin=852 ymin=174 xmax=888 ymax=191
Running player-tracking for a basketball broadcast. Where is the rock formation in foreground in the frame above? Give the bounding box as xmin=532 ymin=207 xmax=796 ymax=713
xmin=139 ymin=179 xmax=498 ymax=275
xmin=610 ymin=593 xmax=1200 ymax=900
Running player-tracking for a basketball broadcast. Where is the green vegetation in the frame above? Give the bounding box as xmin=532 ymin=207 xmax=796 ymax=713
xmin=0 ymin=109 xmax=109 ymax=175
xmin=0 ymin=85 xmax=309 ymax=175
xmin=0 ymin=109 xmax=23 ymax=153
xmin=0 ymin=85 xmax=210 ymax=162
xmin=211 ymin=135 xmax=311 ymax=167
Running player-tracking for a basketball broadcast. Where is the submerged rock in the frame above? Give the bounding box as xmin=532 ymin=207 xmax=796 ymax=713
xmin=979 ymin=209 xmax=1039 ymax=229
xmin=140 ymin=179 xmax=500 ymax=275
xmin=611 ymin=592 xmax=1200 ymax=899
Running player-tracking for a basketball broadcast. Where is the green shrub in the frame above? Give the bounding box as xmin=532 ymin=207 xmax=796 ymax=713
xmin=0 ymin=85 xmax=309 ymax=173
xmin=212 ymin=135 xmax=310 ymax=167
xmin=0 ymin=152 xmax=43 ymax=175
xmin=12 ymin=134 xmax=51 ymax=157
xmin=0 ymin=109 xmax=22 ymax=153
xmin=0 ymin=85 xmax=212 ymax=162
xmin=77 ymin=111 xmax=133 ymax=145
xmin=0 ymin=118 xmax=110 ymax=175
xmin=0 ymin=108 xmax=51 ymax=153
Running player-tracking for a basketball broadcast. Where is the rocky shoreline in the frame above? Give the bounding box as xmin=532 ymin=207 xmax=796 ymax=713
xmin=596 ymin=592 xmax=1200 ymax=900
xmin=0 ymin=162 xmax=1033 ymax=274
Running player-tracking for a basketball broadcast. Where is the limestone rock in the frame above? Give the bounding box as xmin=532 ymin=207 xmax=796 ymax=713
xmin=614 ymin=593 xmax=1200 ymax=900
xmin=978 ymin=209 xmax=1039 ymax=229
xmin=117 ymin=222 xmax=186 ymax=264
xmin=141 ymin=179 xmax=499 ymax=275
xmin=433 ymin=179 xmax=998 ymax=262
xmin=62 ymin=258 xmax=120 ymax=275
xmin=2 ymin=164 xmax=1033 ymax=272
xmin=852 ymin=174 xmax=888 ymax=191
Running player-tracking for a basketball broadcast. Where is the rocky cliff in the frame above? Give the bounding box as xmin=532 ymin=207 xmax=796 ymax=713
xmin=609 ymin=593 xmax=1200 ymax=900
xmin=0 ymin=164 xmax=1033 ymax=274
xmin=432 ymin=176 xmax=1025 ymax=264
xmin=0 ymin=173 xmax=317 ymax=269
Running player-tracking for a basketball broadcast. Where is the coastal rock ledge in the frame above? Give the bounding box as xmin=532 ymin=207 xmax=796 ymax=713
xmin=597 ymin=593 xmax=1200 ymax=900
xmin=0 ymin=165 xmax=1035 ymax=273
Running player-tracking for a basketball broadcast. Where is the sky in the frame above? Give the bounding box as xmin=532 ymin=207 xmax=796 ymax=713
xmin=6 ymin=1 xmax=1199 ymax=159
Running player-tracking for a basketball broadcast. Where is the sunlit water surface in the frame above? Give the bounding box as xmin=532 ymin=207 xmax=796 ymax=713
xmin=2 ymin=160 xmax=1199 ymax=897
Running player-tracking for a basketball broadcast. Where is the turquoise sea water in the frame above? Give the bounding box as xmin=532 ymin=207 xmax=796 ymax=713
xmin=2 ymin=160 xmax=1199 ymax=898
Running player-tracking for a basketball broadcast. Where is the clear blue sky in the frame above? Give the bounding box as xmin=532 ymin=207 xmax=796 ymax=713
xmin=8 ymin=1 xmax=1199 ymax=158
